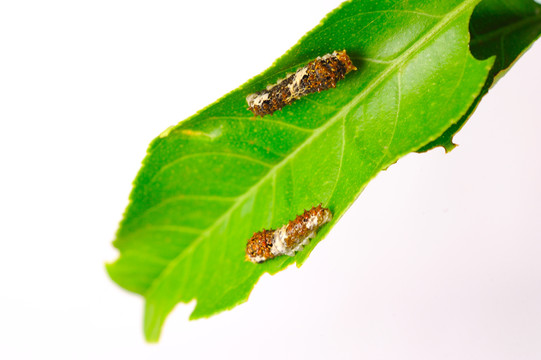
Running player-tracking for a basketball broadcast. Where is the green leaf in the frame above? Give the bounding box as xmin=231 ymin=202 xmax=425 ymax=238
xmin=106 ymin=0 xmax=541 ymax=342
xmin=418 ymin=0 xmax=541 ymax=152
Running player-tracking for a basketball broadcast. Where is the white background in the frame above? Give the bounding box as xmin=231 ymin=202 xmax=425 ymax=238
xmin=1 ymin=1 xmax=540 ymax=359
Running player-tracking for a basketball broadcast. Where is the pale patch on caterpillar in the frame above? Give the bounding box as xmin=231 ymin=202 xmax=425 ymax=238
xmin=245 ymin=205 xmax=333 ymax=263
xmin=246 ymin=50 xmax=356 ymax=117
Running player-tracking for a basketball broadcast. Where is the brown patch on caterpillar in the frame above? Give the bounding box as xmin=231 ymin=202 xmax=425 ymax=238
xmin=246 ymin=50 xmax=356 ymax=117
xmin=245 ymin=229 xmax=275 ymax=263
xmin=245 ymin=205 xmax=333 ymax=263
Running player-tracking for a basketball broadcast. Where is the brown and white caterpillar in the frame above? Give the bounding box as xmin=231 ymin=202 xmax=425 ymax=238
xmin=245 ymin=205 xmax=333 ymax=263
xmin=246 ymin=50 xmax=356 ymax=117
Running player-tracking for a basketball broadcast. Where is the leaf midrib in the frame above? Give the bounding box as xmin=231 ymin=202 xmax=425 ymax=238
xmin=144 ymin=0 xmax=479 ymax=298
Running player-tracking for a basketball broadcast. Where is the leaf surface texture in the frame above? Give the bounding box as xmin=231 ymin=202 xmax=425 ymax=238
xmin=106 ymin=0 xmax=541 ymax=342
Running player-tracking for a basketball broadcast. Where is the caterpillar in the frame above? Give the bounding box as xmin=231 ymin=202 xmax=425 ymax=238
xmin=245 ymin=205 xmax=333 ymax=263
xmin=246 ymin=50 xmax=356 ymax=117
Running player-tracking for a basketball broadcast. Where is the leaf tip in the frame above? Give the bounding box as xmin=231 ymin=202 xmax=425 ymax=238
xmin=144 ymin=301 xmax=164 ymax=343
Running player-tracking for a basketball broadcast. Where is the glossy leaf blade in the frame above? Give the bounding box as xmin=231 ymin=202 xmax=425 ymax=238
xmin=106 ymin=0 xmax=541 ymax=342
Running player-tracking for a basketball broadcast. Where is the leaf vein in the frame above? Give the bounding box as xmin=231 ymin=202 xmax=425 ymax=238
xmin=149 ymin=151 xmax=274 ymax=185
xmin=324 ymin=8 xmax=442 ymax=35
xmin=209 ymin=115 xmax=315 ymax=133
xmin=270 ymin=172 xmax=276 ymax=226
xmin=327 ymin=118 xmax=346 ymax=203
xmin=124 ymin=195 xmax=236 ymax=229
